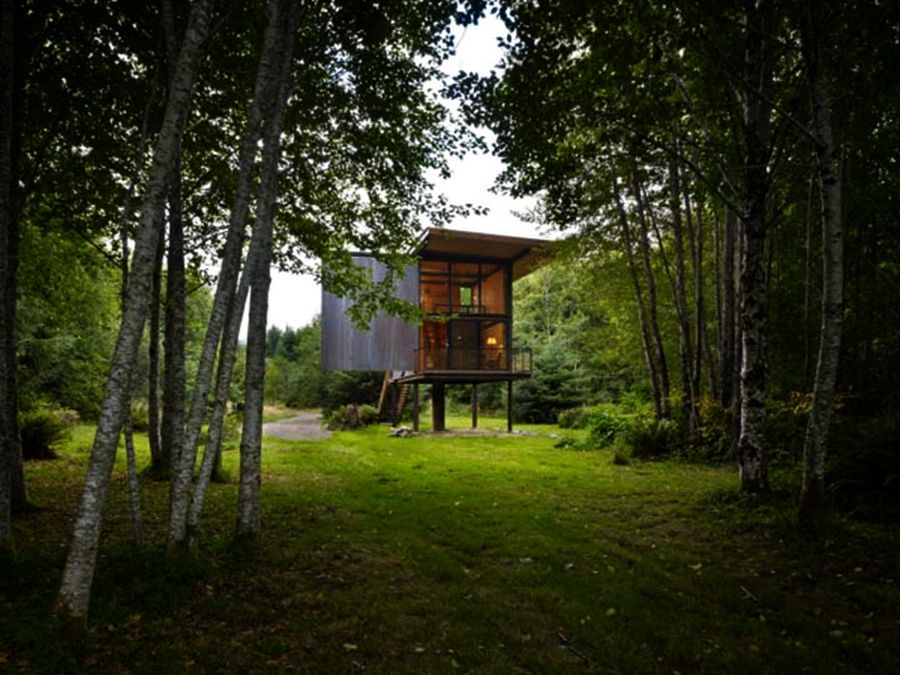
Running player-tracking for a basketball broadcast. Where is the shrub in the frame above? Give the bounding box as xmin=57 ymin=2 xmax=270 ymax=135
xmin=220 ymin=412 xmax=243 ymax=451
xmin=765 ymin=394 xmax=810 ymax=466
xmin=130 ymin=400 xmax=150 ymax=433
xmin=358 ymin=404 xmax=379 ymax=426
xmin=327 ymin=404 xmax=379 ymax=431
xmin=622 ymin=417 xmax=680 ymax=460
xmin=320 ymin=371 xmax=383 ymax=415
xmin=617 ymin=389 xmax=652 ymax=414
xmin=585 ymin=408 xmax=629 ymax=448
xmin=826 ymin=414 xmax=900 ymax=517
xmin=611 ymin=444 xmax=630 ymax=465
xmin=694 ymin=398 xmax=733 ymax=462
xmin=557 ymin=407 xmax=588 ymax=429
xmin=55 ymin=408 xmax=81 ymax=427
xmin=19 ymin=409 xmax=72 ymax=460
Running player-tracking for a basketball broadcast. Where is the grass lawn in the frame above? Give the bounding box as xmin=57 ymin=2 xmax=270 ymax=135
xmin=3 ymin=416 xmax=898 ymax=672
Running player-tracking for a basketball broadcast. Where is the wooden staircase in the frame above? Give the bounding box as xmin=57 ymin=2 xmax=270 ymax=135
xmin=377 ymin=370 xmax=411 ymax=423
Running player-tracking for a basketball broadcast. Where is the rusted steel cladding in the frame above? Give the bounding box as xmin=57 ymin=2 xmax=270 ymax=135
xmin=321 ymin=256 xmax=418 ymax=371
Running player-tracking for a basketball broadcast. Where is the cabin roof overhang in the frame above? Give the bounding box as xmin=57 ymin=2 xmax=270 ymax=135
xmin=414 ymin=228 xmax=549 ymax=281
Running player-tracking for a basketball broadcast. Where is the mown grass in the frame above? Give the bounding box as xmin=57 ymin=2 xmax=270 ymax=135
xmin=2 ymin=417 xmax=898 ymax=673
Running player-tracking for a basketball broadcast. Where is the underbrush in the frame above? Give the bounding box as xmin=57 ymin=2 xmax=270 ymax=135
xmin=326 ymin=403 xmax=379 ymax=430
xmin=19 ymin=407 xmax=77 ymax=460
xmin=826 ymin=414 xmax=900 ymax=520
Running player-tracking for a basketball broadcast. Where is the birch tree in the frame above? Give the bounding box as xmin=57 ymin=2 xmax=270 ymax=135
xmin=160 ymin=0 xmax=187 ymax=479
xmin=119 ymin=202 xmax=144 ymax=545
xmin=797 ymin=0 xmax=843 ymax=531
xmin=166 ymin=0 xmax=288 ymax=553
xmin=237 ymin=0 xmax=299 ymax=542
xmin=736 ymin=0 xmax=776 ymax=493
xmin=188 ymin=273 xmax=248 ymax=540
xmin=56 ymin=0 xmax=212 ymax=617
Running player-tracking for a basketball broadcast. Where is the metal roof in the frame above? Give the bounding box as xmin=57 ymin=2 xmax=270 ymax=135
xmin=415 ymin=228 xmax=549 ymax=281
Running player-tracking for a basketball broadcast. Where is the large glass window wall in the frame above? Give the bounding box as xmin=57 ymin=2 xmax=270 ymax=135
xmin=419 ymin=260 xmax=508 ymax=316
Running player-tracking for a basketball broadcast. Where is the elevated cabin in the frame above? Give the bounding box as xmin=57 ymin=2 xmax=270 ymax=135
xmin=322 ymin=228 xmax=547 ymax=431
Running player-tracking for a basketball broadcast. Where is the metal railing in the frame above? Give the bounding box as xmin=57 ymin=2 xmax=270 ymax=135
xmin=414 ymin=347 xmax=532 ymax=373
xmin=432 ymin=303 xmax=486 ymax=315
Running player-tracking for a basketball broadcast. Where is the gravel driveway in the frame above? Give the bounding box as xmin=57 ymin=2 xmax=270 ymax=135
xmin=262 ymin=411 xmax=331 ymax=441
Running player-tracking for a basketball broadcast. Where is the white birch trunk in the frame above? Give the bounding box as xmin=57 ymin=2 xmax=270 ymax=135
xmin=161 ymin=170 xmax=185 ymax=475
xmin=188 ymin=270 xmax=249 ymax=539
xmin=123 ymin=413 xmax=144 ymax=544
xmin=119 ymin=204 xmax=145 ymax=545
xmin=56 ymin=0 xmax=211 ymax=617
xmin=160 ymin=0 xmax=186 ymax=479
xmin=798 ymin=0 xmax=843 ymax=531
xmin=147 ymin=232 xmax=163 ymax=468
xmin=736 ymin=1 xmax=774 ymax=492
xmin=237 ymin=1 xmax=298 ymax=541
xmin=167 ymin=0 xmax=288 ymax=551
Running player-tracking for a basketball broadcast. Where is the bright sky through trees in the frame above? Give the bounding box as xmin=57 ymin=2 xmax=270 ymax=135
xmin=261 ymin=14 xmax=539 ymax=333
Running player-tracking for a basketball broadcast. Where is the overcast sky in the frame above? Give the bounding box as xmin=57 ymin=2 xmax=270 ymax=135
xmin=260 ymin=15 xmax=541 ymax=334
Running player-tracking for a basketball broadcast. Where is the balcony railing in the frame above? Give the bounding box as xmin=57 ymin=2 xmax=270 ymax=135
xmin=415 ymin=347 xmax=532 ymax=373
xmin=431 ymin=303 xmax=486 ymax=315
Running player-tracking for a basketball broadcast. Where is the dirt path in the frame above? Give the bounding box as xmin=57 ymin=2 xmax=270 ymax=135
xmin=262 ymin=411 xmax=331 ymax=441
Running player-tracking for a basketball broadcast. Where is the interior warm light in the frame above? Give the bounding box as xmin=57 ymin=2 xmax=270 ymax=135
xmin=486 ymin=337 xmax=498 ymax=346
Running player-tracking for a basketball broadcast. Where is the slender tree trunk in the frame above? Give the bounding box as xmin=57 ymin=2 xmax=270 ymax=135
xmin=803 ymin=172 xmax=814 ymax=387
xmin=0 ymin=0 xmax=16 ymax=551
xmin=123 ymin=93 xmax=158 ymax=473
xmin=159 ymin=0 xmax=186 ymax=482
xmin=630 ymin=161 xmax=670 ymax=417
xmin=56 ymin=0 xmax=211 ymax=617
xmin=188 ymin=272 xmax=249 ymax=540
xmin=237 ymin=4 xmax=296 ymax=542
xmin=668 ymin=149 xmax=697 ymax=432
xmin=119 ymin=202 xmax=145 ymax=544
xmin=713 ymin=207 xmax=723 ymax=393
xmin=1 ymin=0 xmax=26 ymax=521
xmin=612 ymin=178 xmax=662 ymax=418
xmin=123 ymin=413 xmax=144 ymax=544
xmin=695 ymin=203 xmax=717 ymax=401
xmin=736 ymin=0 xmax=774 ymax=492
xmin=161 ymin=171 xmax=185 ymax=477
xmin=720 ymin=208 xmax=737 ymax=409
xmin=168 ymin=0 xmax=287 ymax=552
xmin=731 ymin=211 xmax=744 ymax=459
xmin=798 ymin=0 xmax=843 ymax=532
xmin=114 ymin=71 xmax=156 ymax=542
xmin=685 ymin=195 xmax=701 ymax=401
xmin=147 ymin=227 xmax=164 ymax=467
